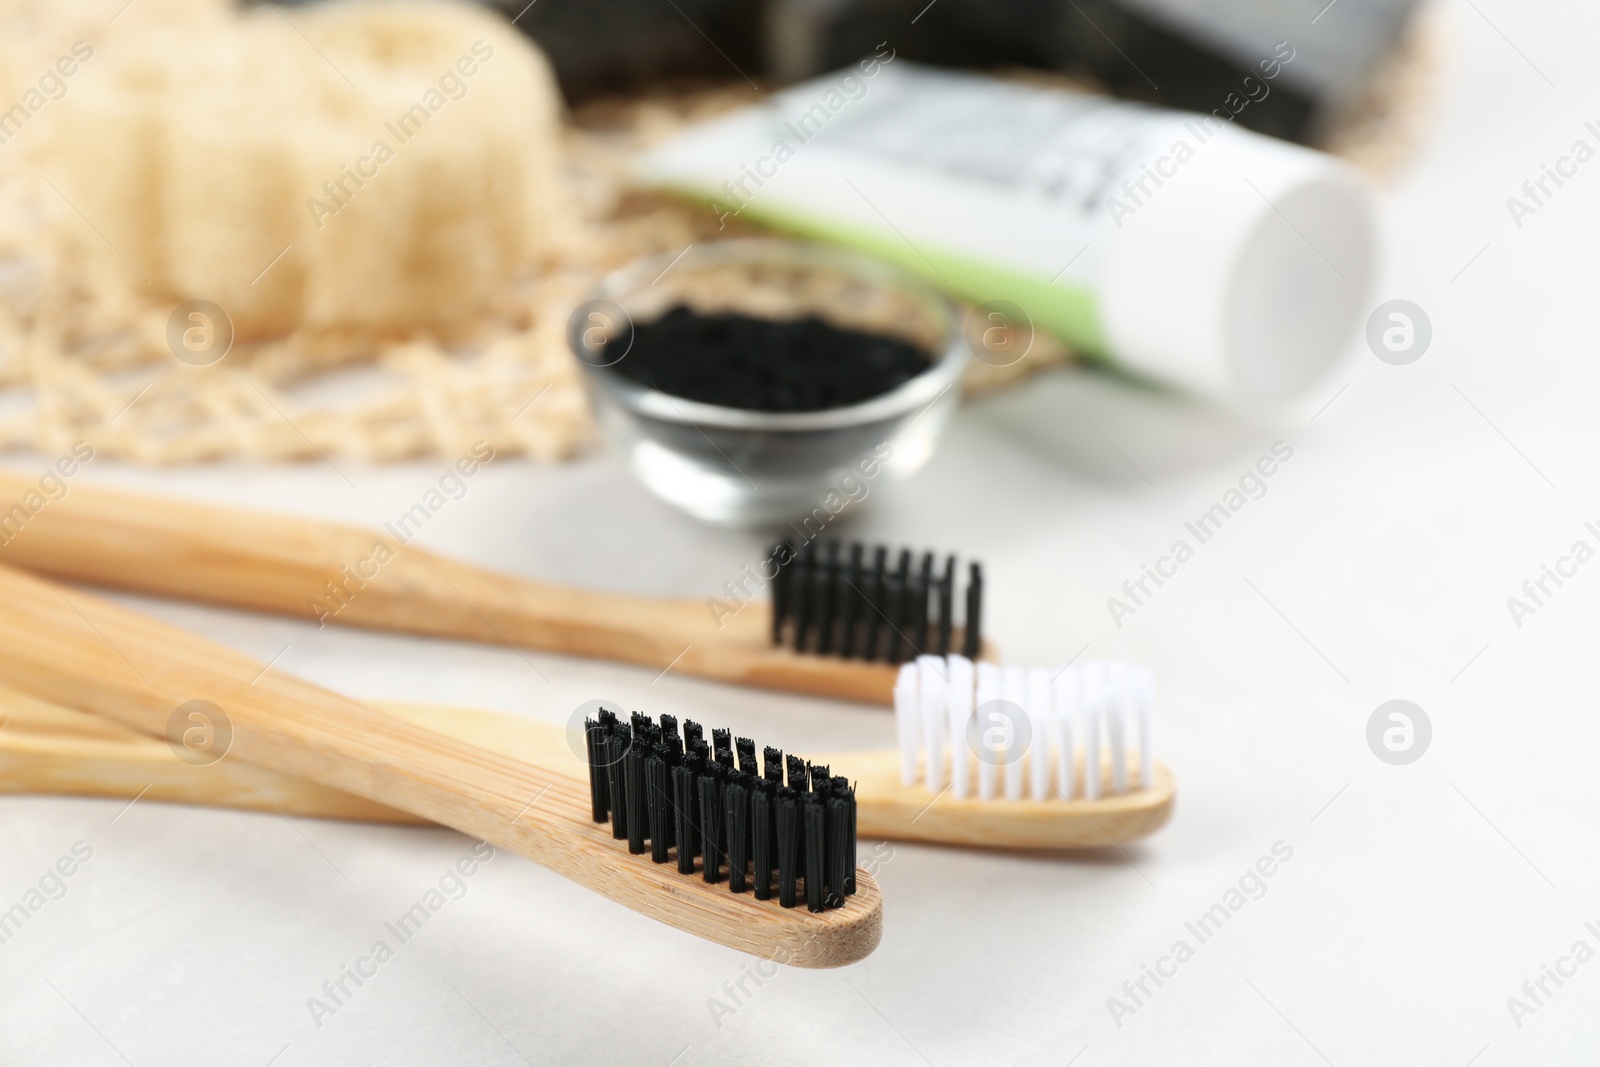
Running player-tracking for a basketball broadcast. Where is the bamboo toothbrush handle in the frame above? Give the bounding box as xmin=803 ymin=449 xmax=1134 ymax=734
xmin=0 ymin=686 xmax=423 ymax=824
xmin=0 ymin=561 xmax=881 ymax=966
xmin=0 ymin=474 xmax=901 ymax=704
xmin=0 ymin=472 xmax=704 ymax=666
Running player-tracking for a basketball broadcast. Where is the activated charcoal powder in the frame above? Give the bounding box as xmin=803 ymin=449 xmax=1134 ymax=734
xmin=603 ymin=305 xmax=934 ymax=412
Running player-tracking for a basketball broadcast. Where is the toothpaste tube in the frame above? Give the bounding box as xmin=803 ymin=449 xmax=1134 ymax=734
xmin=636 ymin=61 xmax=1376 ymax=404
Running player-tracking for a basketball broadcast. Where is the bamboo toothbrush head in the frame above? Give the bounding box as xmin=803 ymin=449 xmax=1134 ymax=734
xmin=870 ymin=654 xmax=1176 ymax=847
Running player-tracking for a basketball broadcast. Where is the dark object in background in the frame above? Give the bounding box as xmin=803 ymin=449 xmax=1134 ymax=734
xmin=604 ymin=306 xmax=933 ymax=413
xmin=762 ymin=0 xmax=1423 ymax=144
xmin=252 ymin=0 xmax=759 ymax=102
xmin=479 ymin=0 xmax=763 ymax=103
xmin=268 ymin=0 xmax=1419 ymax=141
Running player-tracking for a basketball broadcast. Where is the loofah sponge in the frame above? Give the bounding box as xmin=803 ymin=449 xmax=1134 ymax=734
xmin=45 ymin=0 xmax=567 ymax=344
xmin=0 ymin=16 xmax=743 ymax=465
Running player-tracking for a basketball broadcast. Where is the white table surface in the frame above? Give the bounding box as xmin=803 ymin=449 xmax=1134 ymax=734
xmin=6 ymin=2 xmax=1600 ymax=1062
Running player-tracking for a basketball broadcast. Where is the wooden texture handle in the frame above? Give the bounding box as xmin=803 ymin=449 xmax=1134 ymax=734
xmin=1 ymin=690 xmax=1175 ymax=850
xmin=0 ymin=562 xmax=881 ymax=967
xmin=0 ymin=473 xmax=908 ymax=704
xmin=0 ymin=687 xmax=423 ymax=824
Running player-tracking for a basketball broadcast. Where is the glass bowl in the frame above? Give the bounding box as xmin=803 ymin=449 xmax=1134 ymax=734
xmin=571 ymin=239 xmax=967 ymax=527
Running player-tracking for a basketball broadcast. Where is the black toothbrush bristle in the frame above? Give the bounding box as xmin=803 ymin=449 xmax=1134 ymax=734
xmin=673 ymin=763 xmax=698 ymax=874
xmin=646 ymin=748 xmax=671 ymax=863
xmin=802 ymin=795 xmax=826 ymax=912
xmin=605 ymin=727 xmax=629 ymax=840
xmin=791 ymin=544 xmax=813 ymax=652
xmin=825 ymin=543 xmax=845 ymax=654
xmin=698 ymin=772 xmax=724 ymax=883
xmin=963 ymin=562 xmax=983 ymax=660
xmin=812 ymin=565 xmax=834 ymax=655
xmin=910 ymin=551 xmax=932 ymax=656
xmin=752 ymin=782 xmax=774 ymax=899
xmin=937 ymin=556 xmax=955 ymax=657
xmin=776 ymin=790 xmax=799 ymax=908
xmin=864 ymin=546 xmax=886 ymax=660
xmin=725 ymin=777 xmax=750 ymax=894
xmin=883 ymin=576 xmax=905 ymax=663
xmin=771 ymin=539 xmax=793 ymax=643
xmin=839 ymin=543 xmax=862 ymax=658
xmin=835 ymin=777 xmax=857 ymax=896
xmin=583 ymin=716 xmax=609 ymax=823
xmin=826 ymin=791 xmax=850 ymax=908
xmin=623 ymin=741 xmax=647 ymax=855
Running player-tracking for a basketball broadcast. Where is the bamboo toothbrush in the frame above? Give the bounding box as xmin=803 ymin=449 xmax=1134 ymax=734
xmin=0 ymin=669 xmax=1175 ymax=850
xmin=0 ymin=473 xmax=983 ymax=705
xmin=0 ymin=561 xmax=881 ymax=966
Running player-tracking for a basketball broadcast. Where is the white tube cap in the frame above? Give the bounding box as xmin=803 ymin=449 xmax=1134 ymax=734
xmin=1100 ymin=125 xmax=1376 ymax=405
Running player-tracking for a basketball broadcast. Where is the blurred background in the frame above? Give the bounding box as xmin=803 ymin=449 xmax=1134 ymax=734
xmin=8 ymin=0 xmax=1600 ymax=1064
xmin=0 ymin=0 xmax=1432 ymax=471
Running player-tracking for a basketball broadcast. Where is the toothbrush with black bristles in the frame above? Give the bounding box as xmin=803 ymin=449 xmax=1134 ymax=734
xmin=0 ymin=561 xmax=884 ymax=967
xmin=583 ymin=708 xmax=858 ymax=912
xmin=0 ymin=475 xmax=989 ymax=706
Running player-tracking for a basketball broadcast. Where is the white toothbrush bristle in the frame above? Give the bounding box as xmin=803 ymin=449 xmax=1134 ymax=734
xmin=975 ymin=662 xmax=1001 ymax=800
xmin=917 ymin=656 xmax=947 ymax=791
xmin=1026 ymin=667 xmax=1052 ymax=802
xmin=946 ymin=655 xmax=974 ymax=800
xmin=1052 ymin=667 xmax=1076 ymax=801
xmin=1001 ymin=666 xmax=1026 ymax=802
xmin=894 ymin=662 xmax=920 ymax=787
xmin=1082 ymin=661 xmax=1103 ymax=801
xmin=1107 ymin=662 xmax=1130 ymax=795
xmin=1137 ymin=666 xmax=1155 ymax=790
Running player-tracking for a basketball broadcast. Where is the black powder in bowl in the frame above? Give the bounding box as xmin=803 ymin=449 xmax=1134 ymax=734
xmin=602 ymin=305 xmax=935 ymax=413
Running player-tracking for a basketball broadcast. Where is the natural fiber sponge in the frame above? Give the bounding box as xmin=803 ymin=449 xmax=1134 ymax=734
xmin=47 ymin=0 xmax=565 ymax=342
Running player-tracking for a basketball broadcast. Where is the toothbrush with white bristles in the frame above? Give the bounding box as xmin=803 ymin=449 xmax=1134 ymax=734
xmin=3 ymin=665 xmax=1177 ymax=853
xmin=894 ymin=657 xmax=1157 ymax=803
